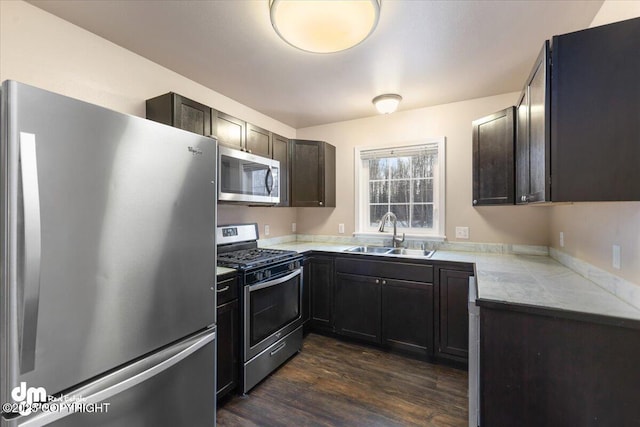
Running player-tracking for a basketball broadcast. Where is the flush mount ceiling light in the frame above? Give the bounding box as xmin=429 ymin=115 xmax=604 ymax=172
xmin=270 ymin=0 xmax=381 ymax=54
xmin=372 ymin=94 xmax=402 ymax=114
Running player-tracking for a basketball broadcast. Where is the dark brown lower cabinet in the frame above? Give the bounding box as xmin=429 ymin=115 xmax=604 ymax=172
xmin=382 ymin=279 xmax=433 ymax=356
xmin=308 ymin=256 xmax=335 ymax=332
xmin=436 ymin=268 xmax=472 ymax=363
xmin=480 ymin=306 xmax=640 ymax=426
xmin=216 ymin=274 xmax=238 ymax=400
xmin=334 ymin=273 xmax=381 ymax=344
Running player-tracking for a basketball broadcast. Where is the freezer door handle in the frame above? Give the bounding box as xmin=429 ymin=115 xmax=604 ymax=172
xmin=17 ymin=329 xmax=216 ymax=427
xmin=19 ymin=132 xmax=42 ymax=374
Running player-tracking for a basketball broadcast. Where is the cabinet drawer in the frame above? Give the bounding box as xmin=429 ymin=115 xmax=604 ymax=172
xmin=335 ymin=258 xmax=433 ymax=283
xmin=216 ymin=275 xmax=238 ymax=306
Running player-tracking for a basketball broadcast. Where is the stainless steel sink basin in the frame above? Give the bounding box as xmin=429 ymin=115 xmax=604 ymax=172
xmin=386 ymin=248 xmax=435 ymax=258
xmin=344 ymin=246 xmax=394 ymax=254
xmin=344 ymin=246 xmax=435 ymax=258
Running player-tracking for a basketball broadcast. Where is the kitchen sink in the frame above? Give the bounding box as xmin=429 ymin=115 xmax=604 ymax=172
xmin=344 ymin=246 xmax=395 ymax=254
xmin=344 ymin=246 xmax=435 ymax=258
xmin=386 ymin=248 xmax=435 ymax=258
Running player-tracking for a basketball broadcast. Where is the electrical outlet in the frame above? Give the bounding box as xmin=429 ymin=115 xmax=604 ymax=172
xmin=338 ymin=223 xmax=345 ymax=234
xmin=264 ymin=224 xmax=270 ymax=236
xmin=455 ymin=226 xmax=469 ymax=239
xmin=613 ymin=244 xmax=621 ymax=269
xmin=559 ymin=232 xmax=564 ymax=248
xmin=292 ymin=222 xmax=296 ymax=233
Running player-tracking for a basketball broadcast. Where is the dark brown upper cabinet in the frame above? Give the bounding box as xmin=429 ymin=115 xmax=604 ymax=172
xmin=246 ymin=123 xmax=271 ymax=158
xmin=272 ymin=133 xmax=290 ymax=207
xmin=146 ymin=93 xmax=212 ymax=136
xmin=550 ymin=17 xmax=640 ymax=202
xmin=290 ymin=140 xmax=336 ymax=207
xmin=516 ymin=41 xmax=551 ymax=204
xmin=213 ymin=110 xmax=246 ymax=151
xmin=514 ymin=17 xmax=640 ymax=204
xmin=472 ymin=107 xmax=515 ymax=206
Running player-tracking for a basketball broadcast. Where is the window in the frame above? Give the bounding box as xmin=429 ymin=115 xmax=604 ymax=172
xmin=355 ymin=138 xmax=445 ymax=239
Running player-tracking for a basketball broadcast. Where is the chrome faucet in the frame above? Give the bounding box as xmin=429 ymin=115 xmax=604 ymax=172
xmin=378 ymin=211 xmax=405 ymax=248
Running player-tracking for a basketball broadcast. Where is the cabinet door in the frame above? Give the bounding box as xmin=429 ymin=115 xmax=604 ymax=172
xmin=382 ymin=279 xmax=433 ymax=357
xmin=437 ymin=269 xmax=471 ymax=361
xmin=334 ymin=273 xmax=381 ymax=344
xmin=551 ymin=18 xmax=640 ymax=202
xmin=290 ymin=140 xmax=336 ymax=207
xmin=472 ymin=107 xmax=515 ymax=206
xmin=146 ymin=93 xmax=211 ymax=136
xmin=309 ymin=256 xmax=335 ymax=331
xmin=216 ymin=299 xmax=238 ymax=399
xmin=272 ymin=134 xmax=290 ymax=207
xmin=214 ymin=111 xmax=245 ymax=151
xmin=528 ymin=42 xmax=550 ymax=203
xmin=515 ymin=41 xmax=550 ymax=204
xmin=246 ymin=123 xmax=271 ymax=158
xmin=515 ymin=90 xmax=529 ymax=204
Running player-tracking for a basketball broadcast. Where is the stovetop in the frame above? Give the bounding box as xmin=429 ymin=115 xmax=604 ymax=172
xmin=216 ymin=223 xmax=300 ymax=270
xmin=217 ymin=247 xmax=299 ymax=270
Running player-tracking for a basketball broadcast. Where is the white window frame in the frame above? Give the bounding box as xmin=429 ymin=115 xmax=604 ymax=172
xmin=354 ymin=137 xmax=446 ymax=240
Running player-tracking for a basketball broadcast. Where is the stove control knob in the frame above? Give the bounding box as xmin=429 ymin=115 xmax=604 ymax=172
xmin=265 ymin=270 xmax=272 ymax=278
xmin=288 ymin=262 xmax=294 ymax=270
xmin=294 ymin=261 xmax=301 ymax=269
xmin=256 ymin=271 xmax=264 ymax=281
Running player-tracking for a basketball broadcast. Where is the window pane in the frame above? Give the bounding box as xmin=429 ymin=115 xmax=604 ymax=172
xmin=389 ymin=157 xmax=411 ymax=179
xmin=413 ymin=179 xmax=433 ymax=203
xmin=369 ymin=181 xmax=388 ymax=204
xmin=411 ymin=204 xmax=433 ymax=228
xmin=389 ymin=205 xmax=410 ymax=227
xmin=389 ymin=180 xmax=410 ymax=203
xmin=370 ymin=205 xmax=389 ymax=227
xmin=412 ymin=153 xmax=435 ymax=178
xmin=369 ymin=159 xmax=388 ymax=180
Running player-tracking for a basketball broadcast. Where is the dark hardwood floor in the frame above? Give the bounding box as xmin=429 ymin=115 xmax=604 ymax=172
xmin=217 ymin=334 xmax=468 ymax=426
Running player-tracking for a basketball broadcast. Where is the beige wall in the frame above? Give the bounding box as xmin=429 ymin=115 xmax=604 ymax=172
xmin=547 ymin=1 xmax=640 ymax=284
xmin=297 ymin=94 xmax=550 ymax=245
xmin=0 ymin=0 xmax=298 ymax=237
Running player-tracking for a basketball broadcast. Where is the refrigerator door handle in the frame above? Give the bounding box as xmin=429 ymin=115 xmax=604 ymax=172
xmin=19 ymin=132 xmax=42 ymax=374
xmin=18 ymin=329 xmax=216 ymax=427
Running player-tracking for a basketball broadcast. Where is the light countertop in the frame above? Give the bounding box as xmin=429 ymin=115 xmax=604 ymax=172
xmin=262 ymin=241 xmax=640 ymax=324
xmin=216 ymin=266 xmax=236 ymax=276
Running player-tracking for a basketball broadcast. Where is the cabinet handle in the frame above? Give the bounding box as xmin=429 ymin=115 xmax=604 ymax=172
xmin=216 ymin=286 xmax=230 ymax=293
xmin=382 ymin=280 xmax=386 ymax=285
xmin=375 ymin=279 xmax=380 ymax=284
xmin=319 ymin=201 xmax=323 ymax=206
xmin=473 ymin=199 xmax=478 ymax=205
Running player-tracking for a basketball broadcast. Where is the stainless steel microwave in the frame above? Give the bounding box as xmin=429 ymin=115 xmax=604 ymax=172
xmin=218 ymin=146 xmax=280 ymax=205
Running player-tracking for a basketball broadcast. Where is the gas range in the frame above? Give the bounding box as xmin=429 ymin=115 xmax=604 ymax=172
xmin=216 ymin=223 xmax=302 ymax=285
xmin=216 ymin=223 xmax=305 ymax=394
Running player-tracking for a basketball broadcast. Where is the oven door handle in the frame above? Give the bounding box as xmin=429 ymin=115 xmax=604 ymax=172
xmin=249 ymin=268 xmax=301 ymax=292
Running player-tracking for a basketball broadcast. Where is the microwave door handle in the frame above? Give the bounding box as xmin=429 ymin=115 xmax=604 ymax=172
xmin=265 ymin=166 xmax=274 ymax=195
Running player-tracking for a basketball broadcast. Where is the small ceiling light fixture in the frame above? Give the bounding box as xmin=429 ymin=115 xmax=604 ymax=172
xmin=372 ymin=94 xmax=402 ymax=114
xmin=270 ymin=0 xmax=381 ymax=54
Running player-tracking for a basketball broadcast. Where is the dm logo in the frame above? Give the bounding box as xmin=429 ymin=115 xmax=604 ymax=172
xmin=11 ymin=382 xmax=48 ymax=415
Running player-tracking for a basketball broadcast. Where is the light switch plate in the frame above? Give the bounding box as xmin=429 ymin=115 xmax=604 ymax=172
xmin=338 ymin=223 xmax=345 ymax=234
xmin=264 ymin=224 xmax=270 ymax=236
xmin=292 ymin=222 xmax=296 ymax=233
xmin=560 ymin=232 xmax=564 ymax=247
xmin=455 ymin=226 xmax=469 ymax=239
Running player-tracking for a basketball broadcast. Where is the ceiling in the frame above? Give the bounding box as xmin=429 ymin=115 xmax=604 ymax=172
xmin=28 ymin=0 xmax=603 ymax=129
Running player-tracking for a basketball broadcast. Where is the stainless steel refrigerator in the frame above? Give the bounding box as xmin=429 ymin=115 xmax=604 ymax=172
xmin=0 ymin=81 xmax=217 ymax=426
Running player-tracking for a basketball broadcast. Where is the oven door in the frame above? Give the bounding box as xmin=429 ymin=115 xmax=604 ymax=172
xmin=244 ymin=268 xmax=303 ymax=360
xmin=219 ymin=146 xmax=280 ymax=205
